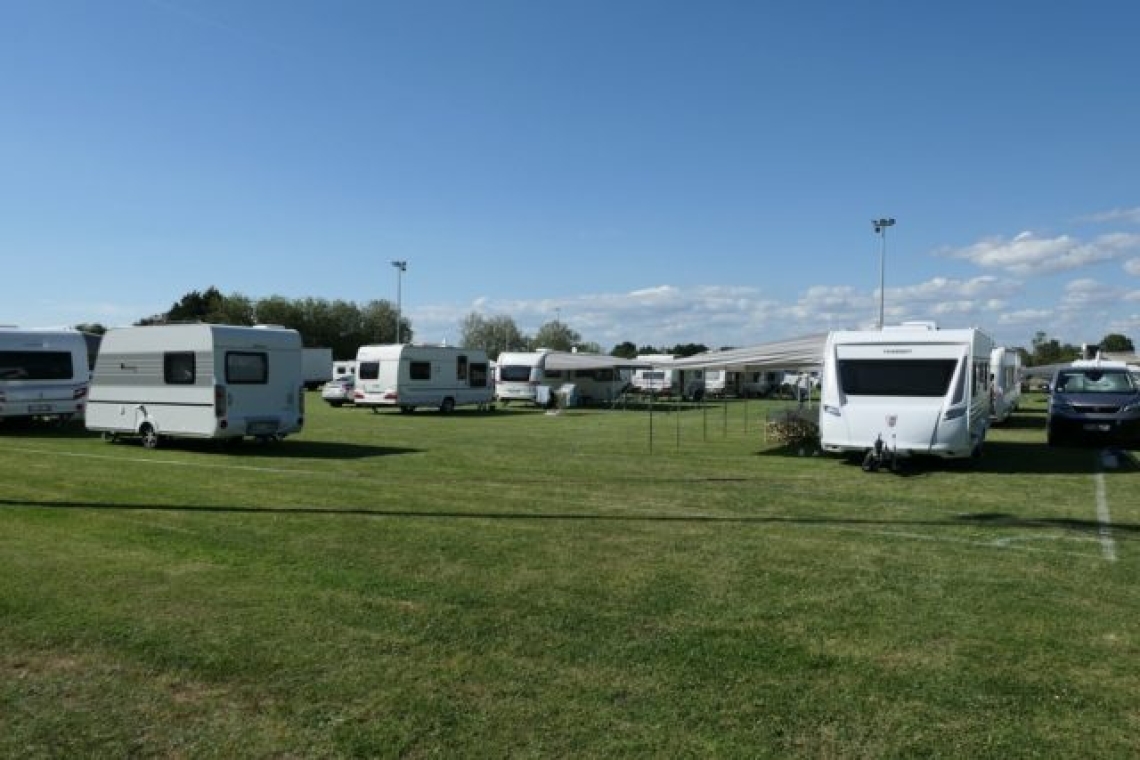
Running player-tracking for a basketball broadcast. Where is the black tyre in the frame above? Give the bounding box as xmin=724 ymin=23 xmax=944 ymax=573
xmin=440 ymin=397 xmax=455 ymax=414
xmin=140 ymin=423 xmax=159 ymax=450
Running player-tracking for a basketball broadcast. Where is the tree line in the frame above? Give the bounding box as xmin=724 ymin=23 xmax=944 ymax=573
xmin=74 ymin=287 xmax=1135 ymax=364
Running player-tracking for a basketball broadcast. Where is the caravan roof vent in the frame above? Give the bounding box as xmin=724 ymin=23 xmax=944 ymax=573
xmin=884 ymin=321 xmax=938 ymax=331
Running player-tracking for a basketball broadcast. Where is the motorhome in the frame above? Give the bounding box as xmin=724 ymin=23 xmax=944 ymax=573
xmin=354 ymin=344 xmax=492 ymax=412
xmin=86 ymin=324 xmax=305 ymax=448
xmin=819 ymin=323 xmax=994 ymax=463
xmin=989 ymin=346 xmax=1022 ymax=424
xmin=495 ymin=350 xmax=549 ymax=404
xmin=0 ymin=327 xmax=92 ymax=424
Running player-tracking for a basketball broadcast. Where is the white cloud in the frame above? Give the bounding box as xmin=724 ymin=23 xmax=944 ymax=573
xmin=1078 ymin=206 xmax=1140 ymax=225
xmin=940 ymin=231 xmax=1140 ymax=276
xmin=1124 ymin=258 xmax=1140 ymax=276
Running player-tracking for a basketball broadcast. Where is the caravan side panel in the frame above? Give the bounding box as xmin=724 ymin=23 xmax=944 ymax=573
xmin=86 ymin=325 xmax=304 ymax=441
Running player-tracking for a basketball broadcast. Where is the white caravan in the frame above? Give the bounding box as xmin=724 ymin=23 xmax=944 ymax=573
xmin=332 ymin=359 xmax=357 ymax=377
xmin=819 ymin=323 xmax=994 ymax=461
xmin=495 ymin=351 xmax=549 ymax=404
xmin=989 ymin=346 xmax=1022 ymax=424
xmin=632 ymin=355 xmax=705 ymax=398
xmin=86 ymin=324 xmax=305 ymax=448
xmin=0 ymin=327 xmax=91 ymax=424
xmin=354 ymin=344 xmax=492 ymax=412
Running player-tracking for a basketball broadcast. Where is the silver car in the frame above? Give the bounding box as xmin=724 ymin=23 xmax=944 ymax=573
xmin=320 ymin=374 xmax=356 ymax=407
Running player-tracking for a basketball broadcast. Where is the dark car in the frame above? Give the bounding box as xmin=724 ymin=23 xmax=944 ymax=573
xmin=1047 ymin=363 xmax=1140 ymax=446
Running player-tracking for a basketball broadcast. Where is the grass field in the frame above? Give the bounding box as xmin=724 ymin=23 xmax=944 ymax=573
xmin=2 ymin=393 xmax=1138 ymax=757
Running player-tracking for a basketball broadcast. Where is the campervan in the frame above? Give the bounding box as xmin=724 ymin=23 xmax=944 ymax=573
xmin=495 ymin=350 xmax=549 ymax=404
xmin=86 ymin=324 xmax=305 ymax=448
xmin=819 ymin=323 xmax=994 ymax=463
xmin=354 ymin=344 xmax=492 ymax=412
xmin=0 ymin=327 xmax=91 ymax=424
xmin=332 ymin=359 xmax=357 ymax=378
xmin=989 ymin=346 xmax=1022 ymax=424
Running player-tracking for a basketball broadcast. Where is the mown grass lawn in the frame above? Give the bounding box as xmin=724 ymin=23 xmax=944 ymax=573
xmin=1 ymin=393 xmax=1138 ymax=757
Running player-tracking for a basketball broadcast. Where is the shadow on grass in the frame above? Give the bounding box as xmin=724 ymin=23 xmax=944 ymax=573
xmin=4 ymin=499 xmax=1138 ymax=539
xmin=101 ymin=437 xmax=420 ymax=460
xmin=0 ymin=422 xmax=97 ymax=440
xmin=761 ymin=440 xmax=1137 ymax=476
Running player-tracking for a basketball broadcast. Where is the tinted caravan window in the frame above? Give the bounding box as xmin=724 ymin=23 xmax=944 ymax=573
xmin=226 ymin=352 xmax=268 ymax=384
xmin=0 ymin=351 xmax=74 ymax=381
xmin=164 ymin=352 xmax=196 ymax=385
xmin=838 ymin=359 xmax=958 ymax=397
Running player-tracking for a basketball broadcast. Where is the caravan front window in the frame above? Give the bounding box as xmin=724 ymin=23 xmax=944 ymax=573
xmin=499 ymin=365 xmax=532 ymax=382
xmin=838 ymin=359 xmax=958 ymax=397
xmin=226 ymin=352 xmax=268 ymax=384
xmin=0 ymin=351 xmax=74 ymax=381
xmin=409 ymin=361 xmax=431 ymax=380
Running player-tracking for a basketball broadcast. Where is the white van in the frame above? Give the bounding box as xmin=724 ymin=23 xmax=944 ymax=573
xmin=989 ymin=346 xmax=1022 ymax=424
xmin=0 ymin=327 xmax=92 ymax=424
xmin=86 ymin=324 xmax=305 ymax=448
xmin=819 ymin=323 xmax=994 ymax=461
xmin=494 ymin=350 xmax=549 ymax=404
xmin=354 ymin=344 xmax=493 ymax=413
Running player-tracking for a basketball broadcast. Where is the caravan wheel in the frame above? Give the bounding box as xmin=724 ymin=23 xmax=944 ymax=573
xmin=440 ymin=397 xmax=455 ymax=414
xmin=139 ymin=423 xmax=160 ymax=450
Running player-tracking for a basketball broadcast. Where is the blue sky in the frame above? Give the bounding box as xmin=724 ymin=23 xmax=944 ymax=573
xmin=3 ymin=1 xmax=1140 ymax=351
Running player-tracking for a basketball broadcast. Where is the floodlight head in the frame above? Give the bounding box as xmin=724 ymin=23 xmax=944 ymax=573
xmin=391 ymin=260 xmax=407 ymax=271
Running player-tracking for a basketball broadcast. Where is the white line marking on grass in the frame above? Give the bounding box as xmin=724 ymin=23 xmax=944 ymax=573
xmin=1094 ymin=468 xmax=1118 ymax=563
xmin=2 ymin=446 xmax=322 ymax=476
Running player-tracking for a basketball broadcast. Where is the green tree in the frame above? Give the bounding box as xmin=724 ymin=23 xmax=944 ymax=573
xmin=1099 ymin=333 xmax=1135 ymax=353
xmin=531 ymin=321 xmax=580 ymax=352
xmin=74 ymin=323 xmax=107 ymax=335
xmin=459 ymin=313 xmax=526 ymax=360
xmin=610 ymin=341 xmax=638 ymax=359
xmin=1029 ymin=331 xmax=1079 ymax=366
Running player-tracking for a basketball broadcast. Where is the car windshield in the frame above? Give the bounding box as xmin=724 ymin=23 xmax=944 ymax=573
xmin=1055 ymin=369 xmax=1135 ymax=394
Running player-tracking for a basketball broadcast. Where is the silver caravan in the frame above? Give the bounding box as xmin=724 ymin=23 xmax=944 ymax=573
xmin=989 ymin=346 xmax=1022 ymax=424
xmin=86 ymin=324 xmax=304 ymax=448
xmin=819 ymin=323 xmax=994 ymax=462
xmin=354 ymin=344 xmax=493 ymax=413
xmin=0 ymin=327 xmax=91 ymax=424
xmin=495 ymin=350 xmax=549 ymax=404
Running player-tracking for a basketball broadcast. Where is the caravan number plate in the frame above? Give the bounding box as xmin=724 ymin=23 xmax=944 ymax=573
xmin=29 ymin=404 xmax=53 ymax=413
xmin=248 ymin=421 xmax=279 ymax=435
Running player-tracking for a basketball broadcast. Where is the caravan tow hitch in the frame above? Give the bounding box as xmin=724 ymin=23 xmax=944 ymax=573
xmin=861 ymin=433 xmax=901 ymax=473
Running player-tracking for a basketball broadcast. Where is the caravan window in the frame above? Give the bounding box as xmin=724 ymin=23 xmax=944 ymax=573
xmin=164 ymin=352 xmax=196 ymax=385
xmin=838 ymin=359 xmax=958 ymax=397
xmin=470 ymin=362 xmax=489 ymax=388
xmin=0 ymin=351 xmax=74 ymax=381
xmin=226 ymin=352 xmax=268 ymax=384
xmin=409 ymin=361 xmax=431 ymax=380
xmin=499 ymin=365 xmax=532 ymax=382
xmin=457 ymin=355 xmax=468 ymax=381
xmin=358 ymin=361 xmax=379 ymax=381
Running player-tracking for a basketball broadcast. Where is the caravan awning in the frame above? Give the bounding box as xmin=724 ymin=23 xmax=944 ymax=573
xmin=542 ymin=352 xmax=651 ymax=371
xmin=653 ymin=334 xmax=828 ymax=371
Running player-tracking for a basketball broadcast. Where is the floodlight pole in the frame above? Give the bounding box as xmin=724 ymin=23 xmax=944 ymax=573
xmin=391 ymin=260 xmax=407 ymax=343
xmin=873 ymin=218 xmax=895 ymax=329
